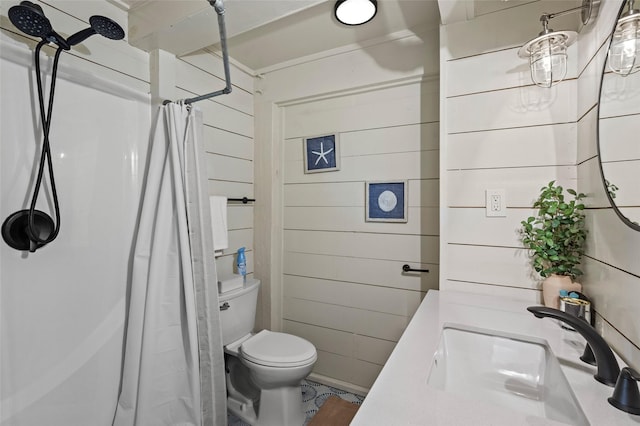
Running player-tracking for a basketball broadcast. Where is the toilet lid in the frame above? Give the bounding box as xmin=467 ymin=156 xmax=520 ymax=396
xmin=240 ymin=330 xmax=317 ymax=367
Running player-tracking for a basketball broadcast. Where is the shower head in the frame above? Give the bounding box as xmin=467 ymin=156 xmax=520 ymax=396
xmin=66 ymin=15 xmax=125 ymax=46
xmin=8 ymin=1 xmax=52 ymax=38
xmin=9 ymin=1 xmax=70 ymax=49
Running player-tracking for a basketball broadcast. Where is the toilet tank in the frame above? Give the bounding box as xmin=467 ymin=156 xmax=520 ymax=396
xmin=218 ymin=278 xmax=260 ymax=346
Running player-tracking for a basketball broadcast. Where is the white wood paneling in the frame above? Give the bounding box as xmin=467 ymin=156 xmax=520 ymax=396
xmin=227 ymin=205 xmax=253 ymax=230
xmin=205 ymin=153 xmax=253 ymax=184
xmin=258 ymin=25 xmax=438 ymax=101
xmin=284 ymin=206 xmax=439 ymax=236
xmin=284 ymin=320 xmax=354 ymax=358
xmin=447 ymin=166 xmax=577 ymax=207
xmin=583 ymin=257 xmax=640 ymax=354
xmin=284 ymin=180 xmax=439 ymax=207
xmin=441 ymin=0 xmax=580 ymax=60
xmin=176 ymin=87 xmax=253 ymax=138
xmin=447 ymin=81 xmax=577 ymax=134
xmin=447 ymin=244 xmax=537 ymax=289
xmin=283 ymin=275 xmax=423 ymax=317
xmin=577 ymin=42 xmax=607 ymax=119
xmin=442 ymin=0 xmax=640 ymax=372
xmin=179 ymin=49 xmax=255 ymax=93
xmin=284 ymin=81 xmax=439 ymax=138
xmin=447 ymin=208 xmax=535 ymax=247
xmin=445 ymin=46 xmax=568 ymax=97
xmin=279 ymin=59 xmax=439 ymax=390
xmin=355 ymin=335 xmax=396 ymax=365
xmin=284 ymin=230 xmax=439 ymax=264
xmin=447 ymin=124 xmax=576 ymax=170
xmin=577 ymin=107 xmax=598 ymax=164
xmin=285 ymin=150 xmax=439 ymax=183
xmin=283 ymin=297 xmax=410 ymax=342
xmin=228 ymin=228 xmax=253 ymax=254
xmin=312 ymin=350 xmax=383 ymax=389
xmin=576 ymin=0 xmax=640 ymax=372
xmin=584 ymin=209 xmax=640 ymax=277
xmin=173 ymin=48 xmax=256 ymax=286
xmin=176 ymin=59 xmax=254 ymax=115
xmin=284 ymin=123 xmax=439 ymax=162
xmin=208 ymin=181 xmax=254 ymax=199
xmin=442 ymin=280 xmax=542 ymax=303
xmin=340 ymin=123 xmax=439 ymax=155
xmin=203 ymin=126 xmax=253 ymax=161
xmin=284 ymin=252 xmax=438 ymax=292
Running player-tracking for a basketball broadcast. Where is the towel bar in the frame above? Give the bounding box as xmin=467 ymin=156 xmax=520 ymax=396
xmin=228 ymin=197 xmax=255 ymax=204
xmin=402 ymin=264 xmax=429 ymax=273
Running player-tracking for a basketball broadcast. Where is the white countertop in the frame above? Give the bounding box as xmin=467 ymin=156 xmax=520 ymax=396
xmin=351 ymin=290 xmax=640 ymax=426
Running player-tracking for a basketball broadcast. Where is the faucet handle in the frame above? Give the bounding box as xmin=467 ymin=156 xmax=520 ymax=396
xmin=608 ymin=367 xmax=640 ymax=415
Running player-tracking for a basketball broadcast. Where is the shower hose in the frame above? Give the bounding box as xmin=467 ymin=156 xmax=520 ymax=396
xmin=27 ymin=40 xmax=63 ymax=248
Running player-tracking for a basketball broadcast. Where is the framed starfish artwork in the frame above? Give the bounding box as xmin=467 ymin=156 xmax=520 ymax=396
xmin=366 ymin=181 xmax=408 ymax=223
xmin=303 ymin=133 xmax=340 ymax=174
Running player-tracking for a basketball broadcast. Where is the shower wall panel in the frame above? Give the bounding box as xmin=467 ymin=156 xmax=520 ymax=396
xmin=0 ymin=19 xmax=150 ymax=426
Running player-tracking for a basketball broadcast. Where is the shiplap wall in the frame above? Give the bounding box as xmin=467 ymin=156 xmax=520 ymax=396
xmin=441 ymin=0 xmax=640 ymax=369
xmin=172 ymin=49 xmax=256 ymax=283
xmin=441 ymin=1 xmax=583 ymax=302
xmin=255 ymin=26 xmax=440 ymax=391
xmin=282 ymin=82 xmax=439 ymax=389
xmin=577 ymin=0 xmax=640 ymax=370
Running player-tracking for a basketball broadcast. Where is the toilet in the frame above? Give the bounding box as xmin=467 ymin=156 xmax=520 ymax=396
xmin=219 ymin=278 xmax=317 ymax=426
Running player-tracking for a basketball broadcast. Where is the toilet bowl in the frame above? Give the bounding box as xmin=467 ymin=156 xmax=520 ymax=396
xmin=219 ymin=279 xmax=317 ymax=426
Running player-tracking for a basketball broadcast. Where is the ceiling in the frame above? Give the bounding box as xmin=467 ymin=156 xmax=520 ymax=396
xmin=122 ymin=0 xmax=543 ymax=72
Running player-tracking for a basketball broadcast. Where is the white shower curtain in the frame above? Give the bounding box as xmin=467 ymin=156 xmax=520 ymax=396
xmin=113 ymin=103 xmax=226 ymax=426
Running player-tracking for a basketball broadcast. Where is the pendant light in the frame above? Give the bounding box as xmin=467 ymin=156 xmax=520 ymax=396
xmin=608 ymin=0 xmax=640 ymax=76
xmin=335 ymin=0 xmax=377 ymax=26
xmin=518 ymin=0 xmax=598 ymax=88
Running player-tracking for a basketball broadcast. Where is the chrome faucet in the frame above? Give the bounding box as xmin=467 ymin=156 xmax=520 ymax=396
xmin=527 ymin=306 xmax=620 ymax=386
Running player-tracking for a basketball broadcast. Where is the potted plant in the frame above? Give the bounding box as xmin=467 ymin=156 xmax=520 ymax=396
xmin=521 ymin=181 xmax=587 ymax=308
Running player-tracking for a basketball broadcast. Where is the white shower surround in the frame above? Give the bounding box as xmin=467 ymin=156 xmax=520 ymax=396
xmin=0 ymin=47 xmax=151 ymax=424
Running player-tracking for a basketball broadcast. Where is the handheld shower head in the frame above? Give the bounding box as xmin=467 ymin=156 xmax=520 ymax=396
xmin=66 ymin=15 xmax=125 ymax=46
xmin=9 ymin=1 xmax=69 ymax=49
xmin=8 ymin=1 xmax=52 ymax=38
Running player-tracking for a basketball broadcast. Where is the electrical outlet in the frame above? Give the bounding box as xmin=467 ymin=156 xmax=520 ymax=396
xmin=486 ymin=189 xmax=506 ymax=217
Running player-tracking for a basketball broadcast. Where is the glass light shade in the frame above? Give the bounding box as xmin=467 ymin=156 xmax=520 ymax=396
xmin=529 ymin=39 xmax=568 ymax=88
xmin=335 ymin=0 xmax=377 ymax=26
xmin=608 ymin=14 xmax=640 ymax=76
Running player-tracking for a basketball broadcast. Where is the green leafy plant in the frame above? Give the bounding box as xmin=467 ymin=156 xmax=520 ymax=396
xmin=521 ymin=181 xmax=587 ymax=280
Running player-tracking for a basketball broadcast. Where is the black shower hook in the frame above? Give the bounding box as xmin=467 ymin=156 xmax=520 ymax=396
xmin=1 ymin=1 xmax=125 ymax=252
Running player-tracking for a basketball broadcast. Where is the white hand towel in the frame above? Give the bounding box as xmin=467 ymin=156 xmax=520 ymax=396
xmin=209 ymin=195 xmax=228 ymax=251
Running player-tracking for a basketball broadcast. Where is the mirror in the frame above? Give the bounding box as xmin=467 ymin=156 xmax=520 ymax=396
xmin=597 ymin=0 xmax=640 ymax=231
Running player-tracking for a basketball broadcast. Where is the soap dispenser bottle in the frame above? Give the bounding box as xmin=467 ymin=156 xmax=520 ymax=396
xmin=237 ymin=247 xmax=246 ymax=282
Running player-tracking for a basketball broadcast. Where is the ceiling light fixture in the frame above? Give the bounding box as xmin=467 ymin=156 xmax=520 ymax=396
xmin=518 ymin=0 xmax=598 ymax=88
xmin=608 ymin=0 xmax=640 ymax=76
xmin=334 ymin=0 xmax=377 ymax=26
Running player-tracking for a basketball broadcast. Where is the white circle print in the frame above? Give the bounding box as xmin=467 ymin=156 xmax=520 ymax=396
xmin=377 ymin=190 xmax=398 ymax=212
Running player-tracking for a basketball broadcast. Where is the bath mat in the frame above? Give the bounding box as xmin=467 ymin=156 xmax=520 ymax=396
xmin=308 ymin=395 xmax=360 ymax=426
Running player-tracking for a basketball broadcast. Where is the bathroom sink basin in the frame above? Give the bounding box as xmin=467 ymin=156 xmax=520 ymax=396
xmin=427 ymin=324 xmax=589 ymax=426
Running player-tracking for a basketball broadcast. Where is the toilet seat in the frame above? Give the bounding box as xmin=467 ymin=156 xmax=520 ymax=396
xmin=240 ymin=330 xmax=317 ymax=368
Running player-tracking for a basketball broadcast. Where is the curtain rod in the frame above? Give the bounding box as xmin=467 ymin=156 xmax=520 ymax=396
xmin=163 ymin=0 xmax=232 ymax=105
